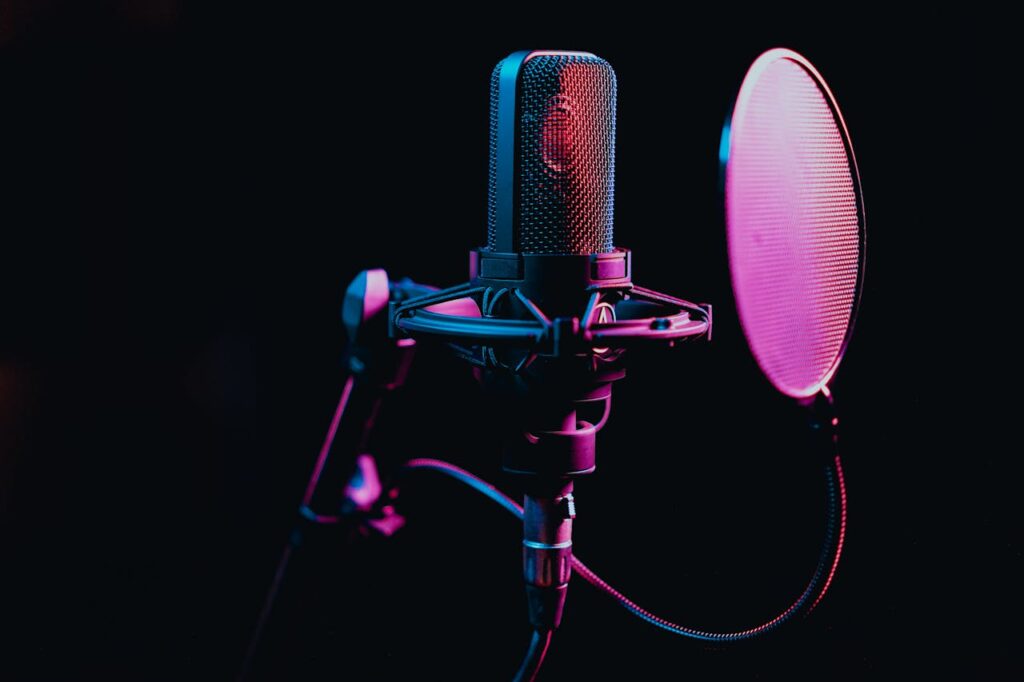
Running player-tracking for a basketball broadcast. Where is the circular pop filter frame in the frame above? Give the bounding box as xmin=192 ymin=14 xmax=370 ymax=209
xmin=723 ymin=48 xmax=866 ymax=399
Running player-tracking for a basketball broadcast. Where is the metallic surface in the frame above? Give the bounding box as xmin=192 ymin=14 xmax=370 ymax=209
xmin=487 ymin=52 xmax=617 ymax=255
xmin=523 ymin=481 xmax=575 ymax=588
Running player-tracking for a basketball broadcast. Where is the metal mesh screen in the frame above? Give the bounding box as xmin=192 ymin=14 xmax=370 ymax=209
xmin=725 ymin=49 xmax=865 ymax=398
xmin=487 ymin=53 xmax=616 ymax=255
xmin=486 ymin=61 xmax=502 ymax=252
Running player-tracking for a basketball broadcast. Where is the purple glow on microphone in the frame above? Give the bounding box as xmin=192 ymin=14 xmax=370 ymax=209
xmin=724 ymin=49 xmax=864 ymax=398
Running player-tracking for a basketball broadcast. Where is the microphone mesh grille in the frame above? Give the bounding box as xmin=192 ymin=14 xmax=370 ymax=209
xmin=487 ymin=53 xmax=616 ymax=255
xmin=725 ymin=51 xmax=864 ymax=398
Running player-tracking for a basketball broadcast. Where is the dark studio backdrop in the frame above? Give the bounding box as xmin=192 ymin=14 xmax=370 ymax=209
xmin=0 ymin=3 xmax=1008 ymax=680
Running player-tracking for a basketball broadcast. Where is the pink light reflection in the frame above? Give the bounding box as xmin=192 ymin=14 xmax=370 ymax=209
xmin=725 ymin=49 xmax=863 ymax=398
xmin=810 ymin=454 xmax=847 ymax=611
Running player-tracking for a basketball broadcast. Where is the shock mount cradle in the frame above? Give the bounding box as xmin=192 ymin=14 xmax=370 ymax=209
xmin=388 ymin=248 xmax=712 ymax=633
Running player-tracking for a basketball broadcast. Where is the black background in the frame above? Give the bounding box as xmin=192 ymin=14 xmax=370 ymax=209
xmin=1 ymin=3 xmax=1008 ymax=680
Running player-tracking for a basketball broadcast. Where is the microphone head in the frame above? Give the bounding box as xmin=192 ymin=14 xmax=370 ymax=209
xmin=486 ymin=51 xmax=616 ymax=256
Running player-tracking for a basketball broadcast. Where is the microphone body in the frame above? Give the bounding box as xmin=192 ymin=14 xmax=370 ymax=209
xmin=481 ymin=50 xmax=621 ymax=633
xmin=475 ymin=51 xmax=626 ymax=320
xmin=387 ymin=49 xmax=710 ymax=639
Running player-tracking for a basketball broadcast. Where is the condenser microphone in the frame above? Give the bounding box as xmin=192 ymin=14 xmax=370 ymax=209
xmin=390 ymin=50 xmax=710 ymax=678
xmin=487 ymin=51 xmax=616 ymax=256
xmin=473 ymin=50 xmax=630 ymax=319
xmin=393 ymin=49 xmax=706 ymax=357
xmin=481 ymin=51 xmax=624 ymax=640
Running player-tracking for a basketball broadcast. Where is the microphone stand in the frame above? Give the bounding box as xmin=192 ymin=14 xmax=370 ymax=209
xmin=238 ymin=270 xmax=420 ymax=681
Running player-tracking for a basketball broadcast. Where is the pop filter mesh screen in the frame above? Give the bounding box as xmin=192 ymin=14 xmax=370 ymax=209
xmin=725 ymin=49 xmax=865 ymax=399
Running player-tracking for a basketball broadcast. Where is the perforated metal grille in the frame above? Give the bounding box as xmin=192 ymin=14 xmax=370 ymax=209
xmin=487 ymin=53 xmax=616 ymax=254
xmin=725 ymin=51 xmax=864 ymax=398
xmin=486 ymin=61 xmax=502 ymax=253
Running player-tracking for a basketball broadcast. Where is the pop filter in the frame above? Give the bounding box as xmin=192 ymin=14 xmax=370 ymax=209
xmin=723 ymin=48 xmax=865 ymax=398
xmin=719 ymin=47 xmax=861 ymax=617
